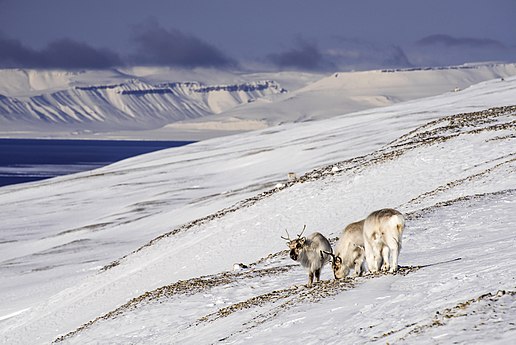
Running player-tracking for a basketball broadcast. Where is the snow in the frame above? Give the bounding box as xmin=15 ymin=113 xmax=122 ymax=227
xmin=1 ymin=63 xmax=515 ymax=140
xmin=174 ymin=63 xmax=516 ymax=136
xmin=0 ymin=69 xmax=515 ymax=344
xmin=0 ymin=68 xmax=290 ymax=139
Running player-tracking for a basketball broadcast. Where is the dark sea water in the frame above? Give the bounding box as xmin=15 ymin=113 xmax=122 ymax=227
xmin=0 ymin=139 xmax=193 ymax=187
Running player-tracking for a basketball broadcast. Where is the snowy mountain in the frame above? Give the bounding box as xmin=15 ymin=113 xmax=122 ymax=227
xmin=188 ymin=63 xmax=516 ymax=131
xmin=0 ymin=71 xmax=285 ymax=133
xmin=0 ymin=71 xmax=515 ymax=344
xmin=1 ymin=63 xmax=515 ymax=140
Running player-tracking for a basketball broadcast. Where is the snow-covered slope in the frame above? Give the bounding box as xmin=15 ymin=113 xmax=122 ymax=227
xmin=1 ymin=64 xmax=515 ymax=140
xmin=0 ymin=72 xmax=515 ymax=344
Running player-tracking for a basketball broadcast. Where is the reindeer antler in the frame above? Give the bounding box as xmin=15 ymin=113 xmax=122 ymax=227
xmin=321 ymin=250 xmax=335 ymax=259
xmin=280 ymin=229 xmax=291 ymax=241
xmin=297 ymin=224 xmax=306 ymax=238
xmin=321 ymin=250 xmax=335 ymax=262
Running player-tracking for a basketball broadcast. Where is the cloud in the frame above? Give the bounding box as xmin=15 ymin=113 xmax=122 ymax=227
xmin=408 ymin=34 xmax=515 ymax=67
xmin=130 ymin=21 xmax=236 ymax=68
xmin=382 ymin=46 xmax=412 ymax=67
xmin=0 ymin=34 xmax=39 ymax=67
xmin=416 ymin=34 xmax=506 ymax=49
xmin=40 ymin=39 xmax=122 ymax=69
xmin=265 ymin=37 xmax=414 ymax=72
xmin=0 ymin=33 xmax=122 ymax=69
xmin=267 ymin=39 xmax=335 ymax=71
xmin=0 ymin=20 xmax=236 ymax=70
xmin=325 ymin=37 xmax=412 ymax=70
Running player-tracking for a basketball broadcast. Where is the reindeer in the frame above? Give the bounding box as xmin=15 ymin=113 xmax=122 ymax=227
xmin=282 ymin=225 xmax=332 ymax=287
xmin=324 ymin=220 xmax=365 ymax=279
xmin=363 ymin=208 xmax=405 ymax=274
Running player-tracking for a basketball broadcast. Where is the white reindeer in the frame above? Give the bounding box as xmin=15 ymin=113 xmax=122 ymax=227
xmin=325 ymin=219 xmax=365 ymax=279
xmin=363 ymin=208 xmax=405 ymax=273
xmin=282 ymin=225 xmax=332 ymax=287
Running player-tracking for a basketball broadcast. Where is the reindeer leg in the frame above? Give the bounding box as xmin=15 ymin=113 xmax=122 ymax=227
xmin=364 ymin=237 xmax=373 ymax=273
xmin=307 ymin=271 xmax=314 ymax=287
xmin=355 ymin=248 xmax=365 ymax=277
xmin=388 ymin=240 xmax=400 ymax=273
xmin=365 ymin=238 xmax=380 ymax=274
xmin=358 ymin=260 xmax=366 ymax=277
xmin=314 ymin=268 xmax=321 ymax=282
xmin=381 ymin=245 xmax=390 ymax=272
xmin=353 ymin=260 xmax=362 ymax=277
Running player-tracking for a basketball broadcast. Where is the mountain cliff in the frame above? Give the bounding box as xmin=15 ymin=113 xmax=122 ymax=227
xmin=0 ymin=77 xmax=285 ymax=132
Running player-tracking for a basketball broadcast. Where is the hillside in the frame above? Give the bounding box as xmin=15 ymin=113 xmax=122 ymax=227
xmin=0 ymin=73 xmax=514 ymax=344
xmin=1 ymin=63 xmax=515 ymax=140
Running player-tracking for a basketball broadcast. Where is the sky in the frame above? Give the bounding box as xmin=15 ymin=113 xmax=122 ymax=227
xmin=0 ymin=0 xmax=515 ymax=71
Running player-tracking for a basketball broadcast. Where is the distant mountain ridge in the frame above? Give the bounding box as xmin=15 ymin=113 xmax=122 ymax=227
xmin=0 ymin=63 xmax=515 ymax=139
xmin=0 ymin=78 xmax=285 ymax=131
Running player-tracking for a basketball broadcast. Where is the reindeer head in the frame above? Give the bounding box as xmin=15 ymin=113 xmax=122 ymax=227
xmin=323 ymin=251 xmax=349 ymax=279
xmin=281 ymin=225 xmax=307 ymax=261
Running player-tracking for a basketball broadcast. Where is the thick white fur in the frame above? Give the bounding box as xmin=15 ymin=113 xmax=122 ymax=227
xmin=288 ymin=232 xmax=332 ymax=286
xmin=363 ymin=209 xmax=405 ymax=273
xmin=333 ymin=220 xmax=365 ymax=278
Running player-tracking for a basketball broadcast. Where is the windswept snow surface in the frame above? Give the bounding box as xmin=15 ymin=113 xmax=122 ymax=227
xmin=0 ymin=75 xmax=515 ymax=344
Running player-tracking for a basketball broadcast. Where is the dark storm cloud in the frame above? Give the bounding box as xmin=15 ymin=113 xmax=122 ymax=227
xmin=416 ymin=34 xmax=506 ymax=49
xmin=40 ymin=39 xmax=122 ymax=69
xmin=0 ymin=33 xmax=122 ymax=69
xmin=129 ymin=21 xmax=236 ymax=68
xmin=267 ymin=39 xmax=336 ymax=71
xmin=0 ymin=34 xmax=39 ymax=67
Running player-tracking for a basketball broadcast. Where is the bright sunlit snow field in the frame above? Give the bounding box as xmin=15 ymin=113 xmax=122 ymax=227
xmin=0 ymin=72 xmax=515 ymax=344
